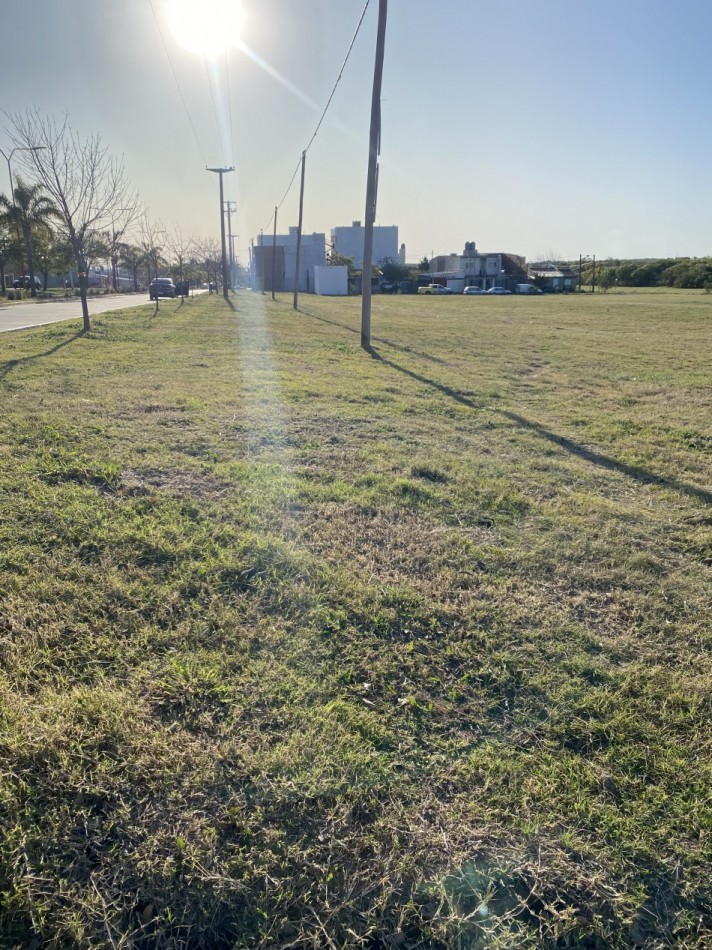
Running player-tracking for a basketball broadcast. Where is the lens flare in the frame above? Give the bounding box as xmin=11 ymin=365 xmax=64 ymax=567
xmin=167 ymin=0 xmax=244 ymax=58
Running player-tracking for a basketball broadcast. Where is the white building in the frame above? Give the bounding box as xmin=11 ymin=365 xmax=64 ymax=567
xmin=253 ymin=227 xmax=326 ymax=292
xmin=331 ymin=221 xmax=398 ymax=270
xmin=314 ymin=265 xmax=348 ymax=296
xmin=429 ymin=241 xmax=528 ymax=292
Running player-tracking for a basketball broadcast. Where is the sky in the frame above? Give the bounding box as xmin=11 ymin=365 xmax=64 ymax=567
xmin=2 ymin=0 xmax=711 ymax=265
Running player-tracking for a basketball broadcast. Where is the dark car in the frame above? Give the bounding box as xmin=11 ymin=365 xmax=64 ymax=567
xmin=174 ymin=280 xmax=190 ymax=296
xmin=13 ymin=275 xmax=42 ymax=290
xmin=149 ymin=278 xmax=176 ymax=300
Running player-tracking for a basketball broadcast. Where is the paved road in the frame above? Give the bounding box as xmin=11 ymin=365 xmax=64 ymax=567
xmin=0 ymin=294 xmax=157 ymax=333
xmin=0 ymin=291 xmax=211 ymax=333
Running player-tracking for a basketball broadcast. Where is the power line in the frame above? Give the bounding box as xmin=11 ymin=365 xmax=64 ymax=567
xmin=305 ymin=0 xmax=371 ymax=156
xmin=261 ymin=0 xmax=371 ymax=232
xmin=263 ymin=156 xmax=302 ymax=232
xmin=225 ymin=48 xmax=235 ymax=162
xmin=147 ymin=0 xmax=206 ymax=165
xmin=204 ymin=53 xmax=224 ymax=162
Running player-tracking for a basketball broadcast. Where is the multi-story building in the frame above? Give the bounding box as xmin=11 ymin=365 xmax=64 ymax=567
xmin=429 ymin=241 xmax=528 ymax=292
xmin=331 ymin=221 xmax=398 ymax=270
xmin=253 ymin=227 xmax=326 ymax=292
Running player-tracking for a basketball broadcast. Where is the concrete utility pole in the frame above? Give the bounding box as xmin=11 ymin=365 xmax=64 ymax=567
xmin=206 ymin=166 xmax=234 ymax=302
xmin=293 ymin=150 xmax=306 ymax=311
xmin=361 ymin=0 xmax=388 ymax=350
xmin=224 ymin=200 xmax=237 ymax=290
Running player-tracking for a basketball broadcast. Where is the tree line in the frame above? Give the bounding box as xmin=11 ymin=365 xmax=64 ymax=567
xmin=580 ymin=257 xmax=712 ymax=292
xmin=1 ymin=108 xmax=227 ymax=330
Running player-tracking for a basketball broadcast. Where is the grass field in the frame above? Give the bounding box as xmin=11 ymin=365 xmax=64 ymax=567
xmin=0 ymin=289 xmax=710 ymax=948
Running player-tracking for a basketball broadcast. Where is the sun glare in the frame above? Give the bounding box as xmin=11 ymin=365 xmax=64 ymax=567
xmin=167 ymin=0 xmax=244 ymax=58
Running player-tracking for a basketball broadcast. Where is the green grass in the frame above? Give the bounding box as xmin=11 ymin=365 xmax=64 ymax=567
xmin=0 ymin=289 xmax=710 ymax=948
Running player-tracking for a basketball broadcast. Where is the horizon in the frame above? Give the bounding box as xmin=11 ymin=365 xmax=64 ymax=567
xmin=1 ymin=0 xmax=711 ymax=265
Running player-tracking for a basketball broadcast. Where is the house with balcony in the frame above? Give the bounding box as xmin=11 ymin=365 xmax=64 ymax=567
xmin=429 ymin=241 xmax=528 ymax=292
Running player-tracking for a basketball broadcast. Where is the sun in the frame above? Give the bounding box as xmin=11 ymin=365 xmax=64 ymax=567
xmin=167 ymin=0 xmax=244 ymax=58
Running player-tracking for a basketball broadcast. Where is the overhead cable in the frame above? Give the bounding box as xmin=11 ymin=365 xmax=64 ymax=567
xmin=147 ymin=0 xmax=207 ymax=165
xmin=262 ymin=0 xmax=371 ymax=232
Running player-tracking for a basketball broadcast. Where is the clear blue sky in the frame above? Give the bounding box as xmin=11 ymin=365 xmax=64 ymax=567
xmin=2 ymin=0 xmax=710 ymax=264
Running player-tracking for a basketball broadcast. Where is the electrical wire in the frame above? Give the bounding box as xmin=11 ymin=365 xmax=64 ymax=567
xmin=304 ymin=0 xmax=371 ymax=156
xmin=225 ymin=48 xmax=235 ymax=161
xmin=261 ymin=0 xmax=371 ymax=232
xmin=263 ymin=155 xmax=303 ymax=232
xmin=204 ymin=53 xmax=224 ymax=163
xmin=147 ymin=0 xmax=207 ymax=165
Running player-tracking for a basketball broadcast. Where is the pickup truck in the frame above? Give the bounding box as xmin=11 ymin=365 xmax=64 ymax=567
xmin=417 ymin=283 xmax=453 ymax=295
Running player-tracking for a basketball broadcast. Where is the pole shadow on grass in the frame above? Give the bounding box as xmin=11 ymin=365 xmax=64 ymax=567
xmin=299 ymin=307 xmax=450 ymax=366
xmin=0 ymin=331 xmax=83 ymax=382
xmin=361 ymin=343 xmax=712 ymax=507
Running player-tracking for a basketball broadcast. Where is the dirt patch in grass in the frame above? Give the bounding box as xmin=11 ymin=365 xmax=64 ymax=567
xmin=119 ymin=467 xmax=231 ymax=499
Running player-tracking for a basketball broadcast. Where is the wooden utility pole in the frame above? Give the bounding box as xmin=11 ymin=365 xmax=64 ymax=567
xmin=293 ymin=151 xmax=306 ymax=311
xmin=271 ymin=206 xmax=278 ymax=301
xmin=361 ymin=0 xmax=388 ymax=350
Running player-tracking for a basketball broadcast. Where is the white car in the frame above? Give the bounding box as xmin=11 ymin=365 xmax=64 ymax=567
xmin=486 ymin=286 xmax=512 ymax=295
xmin=463 ymin=286 xmax=485 ymax=295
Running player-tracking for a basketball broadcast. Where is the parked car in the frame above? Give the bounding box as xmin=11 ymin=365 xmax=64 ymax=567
xmin=174 ymin=280 xmax=190 ymax=296
xmin=463 ymin=286 xmax=485 ymax=295
xmin=486 ymin=286 xmax=512 ymax=295
xmin=417 ymin=283 xmax=453 ymax=295
xmin=13 ymin=275 xmax=42 ymax=290
xmin=149 ymin=278 xmax=176 ymax=299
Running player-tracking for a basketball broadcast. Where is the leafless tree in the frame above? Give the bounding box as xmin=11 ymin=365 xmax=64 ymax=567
xmin=192 ymin=236 xmax=222 ymax=292
xmin=106 ymin=197 xmax=142 ymax=292
xmin=139 ymin=214 xmax=166 ymax=285
xmin=8 ymin=108 xmax=135 ymax=331
xmin=164 ymin=225 xmax=193 ymax=294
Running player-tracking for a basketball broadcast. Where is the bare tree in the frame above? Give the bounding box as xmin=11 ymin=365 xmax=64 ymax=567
xmin=107 ymin=197 xmax=142 ymax=292
xmin=164 ymin=225 xmax=193 ymax=294
xmin=192 ymin=236 xmax=221 ymax=292
xmin=139 ymin=214 xmax=165 ymax=286
xmin=9 ymin=108 xmax=135 ymax=331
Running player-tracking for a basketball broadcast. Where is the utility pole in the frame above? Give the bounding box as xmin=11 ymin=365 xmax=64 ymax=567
xmin=206 ymin=166 xmax=234 ymax=302
xmin=293 ymin=150 xmax=306 ymax=311
xmin=271 ymin=205 xmax=278 ymax=301
xmin=361 ymin=0 xmax=388 ymax=350
xmin=224 ymin=200 xmax=237 ymax=290
xmin=591 ymin=255 xmax=596 ymax=294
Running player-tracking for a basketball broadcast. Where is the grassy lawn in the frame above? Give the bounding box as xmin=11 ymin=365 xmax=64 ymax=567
xmin=0 ymin=289 xmax=710 ymax=948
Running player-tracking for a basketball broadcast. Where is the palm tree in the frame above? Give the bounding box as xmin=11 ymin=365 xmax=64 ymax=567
xmin=0 ymin=177 xmax=59 ymax=297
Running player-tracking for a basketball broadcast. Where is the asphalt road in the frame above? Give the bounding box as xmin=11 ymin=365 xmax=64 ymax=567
xmin=0 ymin=293 xmax=157 ymax=333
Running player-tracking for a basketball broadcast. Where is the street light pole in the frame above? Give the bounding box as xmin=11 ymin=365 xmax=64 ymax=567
xmin=0 ymin=145 xmax=45 ymax=294
xmin=206 ymin=166 xmax=234 ymax=303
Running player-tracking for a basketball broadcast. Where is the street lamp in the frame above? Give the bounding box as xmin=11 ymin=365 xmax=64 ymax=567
xmin=0 ymin=145 xmax=45 ymax=294
xmin=206 ymin=166 xmax=234 ymax=303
